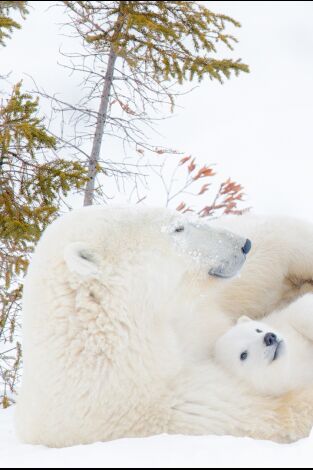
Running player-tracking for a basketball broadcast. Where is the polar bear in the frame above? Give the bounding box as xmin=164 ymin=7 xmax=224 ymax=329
xmin=15 ymin=207 xmax=313 ymax=447
xmin=214 ymin=295 xmax=313 ymax=396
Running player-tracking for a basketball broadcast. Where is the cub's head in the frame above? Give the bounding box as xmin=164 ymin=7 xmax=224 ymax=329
xmin=214 ymin=317 xmax=289 ymax=396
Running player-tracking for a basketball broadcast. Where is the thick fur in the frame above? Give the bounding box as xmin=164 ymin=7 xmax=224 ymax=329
xmin=15 ymin=207 xmax=313 ymax=447
xmin=215 ymin=295 xmax=313 ymax=396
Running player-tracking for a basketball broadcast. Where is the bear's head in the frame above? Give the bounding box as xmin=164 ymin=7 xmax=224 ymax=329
xmin=214 ymin=316 xmax=290 ymax=396
xmin=57 ymin=205 xmax=250 ymax=285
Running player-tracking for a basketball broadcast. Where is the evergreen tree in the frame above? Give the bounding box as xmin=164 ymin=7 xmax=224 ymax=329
xmin=0 ymin=1 xmax=28 ymax=46
xmin=61 ymin=1 xmax=249 ymax=205
xmin=0 ymin=82 xmax=87 ymax=408
xmin=0 ymin=4 xmax=87 ymax=407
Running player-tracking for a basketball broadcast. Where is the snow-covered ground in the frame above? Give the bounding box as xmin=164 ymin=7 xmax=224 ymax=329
xmin=1 ymin=407 xmax=313 ymax=468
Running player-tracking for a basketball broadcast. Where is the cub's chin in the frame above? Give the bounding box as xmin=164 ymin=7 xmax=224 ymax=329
xmin=271 ymin=340 xmax=286 ymax=363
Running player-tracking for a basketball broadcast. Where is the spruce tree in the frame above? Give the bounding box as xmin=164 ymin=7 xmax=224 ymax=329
xmin=62 ymin=1 xmax=249 ymax=205
xmin=0 ymin=82 xmax=87 ymax=407
xmin=0 ymin=1 xmax=28 ymax=46
xmin=0 ymin=4 xmax=87 ymax=407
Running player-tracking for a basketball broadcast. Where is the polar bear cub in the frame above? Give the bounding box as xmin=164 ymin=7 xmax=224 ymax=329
xmin=214 ymin=295 xmax=313 ymax=396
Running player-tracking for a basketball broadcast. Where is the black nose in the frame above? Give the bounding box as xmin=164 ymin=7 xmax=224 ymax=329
xmin=242 ymin=239 xmax=252 ymax=255
xmin=264 ymin=333 xmax=278 ymax=347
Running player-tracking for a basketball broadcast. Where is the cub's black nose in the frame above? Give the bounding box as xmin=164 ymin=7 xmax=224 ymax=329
xmin=264 ymin=333 xmax=278 ymax=347
xmin=242 ymin=239 xmax=252 ymax=255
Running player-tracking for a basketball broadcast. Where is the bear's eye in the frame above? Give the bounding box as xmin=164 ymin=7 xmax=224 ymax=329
xmin=175 ymin=226 xmax=185 ymax=233
xmin=240 ymin=351 xmax=248 ymax=361
xmin=256 ymin=329 xmax=263 ymax=334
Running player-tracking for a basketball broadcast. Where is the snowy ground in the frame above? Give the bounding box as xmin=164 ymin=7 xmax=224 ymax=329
xmin=1 ymin=408 xmax=313 ymax=468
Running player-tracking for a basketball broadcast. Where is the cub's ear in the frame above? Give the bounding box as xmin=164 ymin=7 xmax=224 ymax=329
xmin=64 ymin=242 xmax=99 ymax=277
xmin=237 ymin=315 xmax=252 ymax=325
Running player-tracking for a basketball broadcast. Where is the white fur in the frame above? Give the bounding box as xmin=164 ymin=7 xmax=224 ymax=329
xmin=15 ymin=207 xmax=313 ymax=447
xmin=215 ymin=295 xmax=313 ymax=396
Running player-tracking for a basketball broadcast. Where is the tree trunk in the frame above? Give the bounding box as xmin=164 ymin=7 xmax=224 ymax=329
xmin=83 ymin=46 xmax=117 ymax=206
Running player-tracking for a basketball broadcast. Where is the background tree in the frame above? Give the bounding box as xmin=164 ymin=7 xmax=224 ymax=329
xmin=0 ymin=83 xmax=88 ymax=408
xmin=0 ymin=4 xmax=87 ymax=407
xmin=0 ymin=1 xmax=28 ymax=47
xmin=43 ymin=0 xmax=249 ymax=206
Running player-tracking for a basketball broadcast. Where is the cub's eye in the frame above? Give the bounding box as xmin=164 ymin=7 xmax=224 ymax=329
xmin=175 ymin=226 xmax=185 ymax=233
xmin=256 ymin=329 xmax=263 ymax=334
xmin=240 ymin=351 xmax=248 ymax=361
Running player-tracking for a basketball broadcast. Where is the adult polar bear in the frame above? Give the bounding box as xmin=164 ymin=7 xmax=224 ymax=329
xmin=16 ymin=206 xmax=313 ymax=447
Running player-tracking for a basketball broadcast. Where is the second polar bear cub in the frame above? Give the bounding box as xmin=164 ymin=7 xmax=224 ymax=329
xmin=214 ymin=295 xmax=313 ymax=396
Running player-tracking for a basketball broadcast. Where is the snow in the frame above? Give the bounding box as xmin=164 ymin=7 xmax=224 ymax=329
xmin=1 ymin=408 xmax=312 ymax=468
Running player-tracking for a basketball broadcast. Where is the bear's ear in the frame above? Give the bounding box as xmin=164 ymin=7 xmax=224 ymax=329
xmin=64 ymin=242 xmax=99 ymax=278
xmin=237 ymin=315 xmax=252 ymax=325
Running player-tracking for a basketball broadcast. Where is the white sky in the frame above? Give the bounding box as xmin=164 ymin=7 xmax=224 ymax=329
xmin=2 ymin=1 xmax=313 ymax=220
